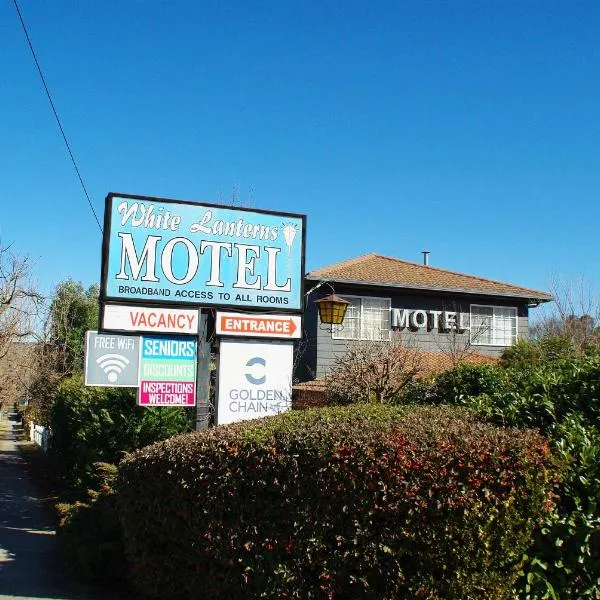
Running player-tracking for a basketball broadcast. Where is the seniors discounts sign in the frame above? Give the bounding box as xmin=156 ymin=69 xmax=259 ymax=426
xmin=101 ymin=193 xmax=305 ymax=311
xmin=138 ymin=336 xmax=197 ymax=406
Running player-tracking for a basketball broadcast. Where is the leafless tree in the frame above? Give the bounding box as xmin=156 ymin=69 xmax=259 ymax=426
xmin=0 ymin=242 xmax=42 ymax=360
xmin=324 ymin=331 xmax=423 ymax=404
xmin=531 ymin=276 xmax=600 ymax=349
xmin=0 ymin=242 xmax=43 ymax=411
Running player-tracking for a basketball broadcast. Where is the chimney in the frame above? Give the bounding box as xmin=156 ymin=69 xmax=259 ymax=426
xmin=422 ymin=250 xmax=430 ymax=266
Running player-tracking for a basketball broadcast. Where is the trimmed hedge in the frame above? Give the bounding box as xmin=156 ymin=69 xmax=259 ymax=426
xmin=117 ymin=405 xmax=554 ymax=599
xmin=409 ymin=346 xmax=600 ymax=598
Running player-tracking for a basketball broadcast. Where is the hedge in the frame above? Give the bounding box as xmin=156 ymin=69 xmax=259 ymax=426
xmin=409 ymin=346 xmax=600 ymax=599
xmin=56 ymin=463 xmax=126 ymax=585
xmin=117 ymin=405 xmax=554 ymax=599
xmin=50 ymin=374 xmax=194 ymax=484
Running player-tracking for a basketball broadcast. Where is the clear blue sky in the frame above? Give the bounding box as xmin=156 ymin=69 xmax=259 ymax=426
xmin=1 ymin=1 xmax=599 ymax=300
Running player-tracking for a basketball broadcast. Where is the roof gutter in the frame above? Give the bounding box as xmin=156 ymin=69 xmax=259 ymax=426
xmin=304 ymin=275 xmax=553 ymax=303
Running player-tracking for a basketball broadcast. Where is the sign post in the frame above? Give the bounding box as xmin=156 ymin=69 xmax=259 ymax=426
xmin=195 ymin=313 xmax=211 ymax=430
xmin=96 ymin=192 xmax=306 ymax=425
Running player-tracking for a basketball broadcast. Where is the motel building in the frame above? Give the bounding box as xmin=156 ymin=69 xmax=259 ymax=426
xmin=294 ymin=253 xmax=552 ymax=405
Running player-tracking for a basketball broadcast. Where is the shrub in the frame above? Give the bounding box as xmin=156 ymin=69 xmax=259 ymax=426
xmin=419 ymin=348 xmax=600 ymax=598
xmin=118 ymin=405 xmax=554 ymax=599
xmin=50 ymin=374 xmax=194 ymax=483
xmin=56 ymin=462 xmax=127 ymax=585
xmin=421 ymin=362 xmax=508 ymax=407
xmin=517 ymin=416 xmax=600 ymax=599
xmin=324 ymin=336 xmax=423 ymax=404
xmin=500 ymin=336 xmax=578 ymax=370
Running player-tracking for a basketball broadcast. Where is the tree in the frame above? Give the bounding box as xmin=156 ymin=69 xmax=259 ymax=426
xmin=47 ymin=279 xmax=99 ymax=375
xmin=0 ymin=242 xmax=41 ymax=360
xmin=531 ymin=277 xmax=600 ymax=349
xmin=25 ymin=279 xmax=99 ymax=425
xmin=0 ymin=242 xmax=41 ymax=407
xmin=324 ymin=333 xmax=423 ymax=404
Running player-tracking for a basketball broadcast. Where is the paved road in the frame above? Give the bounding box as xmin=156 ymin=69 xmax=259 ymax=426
xmin=0 ymin=411 xmax=101 ymax=600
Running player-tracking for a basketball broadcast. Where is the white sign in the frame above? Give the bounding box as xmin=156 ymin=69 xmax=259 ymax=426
xmin=217 ymin=339 xmax=293 ymax=425
xmin=391 ymin=308 xmax=468 ymax=332
xmin=102 ymin=304 xmax=199 ymax=335
xmin=216 ymin=311 xmax=302 ymax=339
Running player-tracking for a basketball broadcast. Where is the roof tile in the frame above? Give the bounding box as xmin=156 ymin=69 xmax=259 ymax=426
xmin=307 ymin=253 xmax=551 ymax=300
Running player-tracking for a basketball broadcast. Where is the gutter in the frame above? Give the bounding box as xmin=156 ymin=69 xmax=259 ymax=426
xmin=305 ymin=276 xmax=553 ymax=303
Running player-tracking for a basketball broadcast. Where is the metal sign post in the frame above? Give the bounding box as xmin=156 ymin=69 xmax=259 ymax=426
xmin=195 ymin=312 xmax=211 ymax=430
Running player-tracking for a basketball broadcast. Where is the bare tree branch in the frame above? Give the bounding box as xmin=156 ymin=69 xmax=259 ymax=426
xmin=324 ymin=331 xmax=423 ymax=404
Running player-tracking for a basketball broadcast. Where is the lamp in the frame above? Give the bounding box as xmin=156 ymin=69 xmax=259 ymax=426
xmin=314 ymin=293 xmax=350 ymax=326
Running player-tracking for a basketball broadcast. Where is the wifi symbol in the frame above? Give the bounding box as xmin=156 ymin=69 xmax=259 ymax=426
xmin=96 ymin=353 xmax=130 ymax=383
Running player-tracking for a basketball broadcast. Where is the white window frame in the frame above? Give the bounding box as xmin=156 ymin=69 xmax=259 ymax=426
xmin=470 ymin=304 xmax=518 ymax=347
xmin=332 ymin=295 xmax=391 ymax=341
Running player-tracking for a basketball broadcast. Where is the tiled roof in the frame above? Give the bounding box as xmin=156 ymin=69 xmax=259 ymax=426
xmin=292 ymin=351 xmax=498 ymax=394
xmin=307 ymin=253 xmax=552 ymax=301
xmin=417 ymin=351 xmax=497 ymax=376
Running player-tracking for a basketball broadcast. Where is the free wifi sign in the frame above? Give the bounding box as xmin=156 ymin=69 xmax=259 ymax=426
xmin=85 ymin=331 xmax=140 ymax=387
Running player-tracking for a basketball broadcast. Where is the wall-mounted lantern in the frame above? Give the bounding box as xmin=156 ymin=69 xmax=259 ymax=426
xmin=314 ymin=293 xmax=350 ymax=326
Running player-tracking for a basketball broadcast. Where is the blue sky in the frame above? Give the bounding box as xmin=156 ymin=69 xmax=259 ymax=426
xmin=1 ymin=1 xmax=599 ymax=300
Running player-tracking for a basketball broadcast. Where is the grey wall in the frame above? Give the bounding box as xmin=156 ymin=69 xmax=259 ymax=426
xmin=298 ymin=284 xmax=531 ymax=380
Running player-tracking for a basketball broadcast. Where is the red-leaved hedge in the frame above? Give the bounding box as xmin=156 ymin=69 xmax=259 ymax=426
xmin=117 ymin=405 xmax=555 ymax=599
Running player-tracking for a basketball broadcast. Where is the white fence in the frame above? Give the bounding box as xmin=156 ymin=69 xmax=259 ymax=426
xmin=29 ymin=422 xmax=50 ymax=453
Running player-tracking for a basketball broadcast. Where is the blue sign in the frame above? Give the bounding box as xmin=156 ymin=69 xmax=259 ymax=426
xmin=102 ymin=194 xmax=305 ymax=311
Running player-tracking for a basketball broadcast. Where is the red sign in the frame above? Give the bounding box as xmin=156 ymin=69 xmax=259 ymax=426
xmin=216 ymin=312 xmax=301 ymax=339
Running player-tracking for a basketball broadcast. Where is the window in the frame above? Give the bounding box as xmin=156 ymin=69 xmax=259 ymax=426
xmin=332 ymin=296 xmax=391 ymax=341
xmin=470 ymin=305 xmax=518 ymax=346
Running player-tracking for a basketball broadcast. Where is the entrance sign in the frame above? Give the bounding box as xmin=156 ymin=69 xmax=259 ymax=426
xmin=217 ymin=339 xmax=293 ymax=425
xmin=216 ymin=311 xmax=301 ymax=339
xmin=101 ymin=193 xmax=305 ymax=311
xmin=138 ymin=336 xmax=197 ymax=406
xmin=84 ymin=331 xmax=140 ymax=387
xmin=102 ymin=304 xmax=199 ymax=335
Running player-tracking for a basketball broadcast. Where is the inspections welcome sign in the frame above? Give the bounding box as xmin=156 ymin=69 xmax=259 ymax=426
xmin=101 ymin=193 xmax=305 ymax=311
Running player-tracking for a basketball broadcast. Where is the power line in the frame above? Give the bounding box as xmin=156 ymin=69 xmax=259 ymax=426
xmin=12 ymin=0 xmax=103 ymax=234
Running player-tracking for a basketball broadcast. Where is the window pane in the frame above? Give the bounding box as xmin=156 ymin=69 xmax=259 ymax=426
xmin=333 ymin=297 xmax=360 ymax=340
xmin=471 ymin=305 xmax=517 ymax=346
xmin=332 ymin=296 xmax=390 ymax=341
xmin=471 ymin=306 xmax=493 ymax=345
xmin=361 ymin=298 xmax=390 ymax=341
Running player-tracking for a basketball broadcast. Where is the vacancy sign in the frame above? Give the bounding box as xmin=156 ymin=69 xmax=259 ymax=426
xmin=85 ymin=331 xmax=140 ymax=387
xmin=102 ymin=304 xmax=199 ymax=335
xmin=216 ymin=312 xmax=301 ymax=339
xmin=217 ymin=339 xmax=293 ymax=425
xmin=138 ymin=336 xmax=197 ymax=406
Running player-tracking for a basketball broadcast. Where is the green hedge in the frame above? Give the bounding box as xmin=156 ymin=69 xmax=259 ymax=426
xmin=411 ymin=345 xmax=600 ymax=598
xmin=117 ymin=405 xmax=554 ymax=599
xmin=50 ymin=374 xmax=194 ymax=484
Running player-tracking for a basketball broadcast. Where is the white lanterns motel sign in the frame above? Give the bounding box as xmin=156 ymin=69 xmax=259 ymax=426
xmin=391 ymin=308 xmax=468 ymax=332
